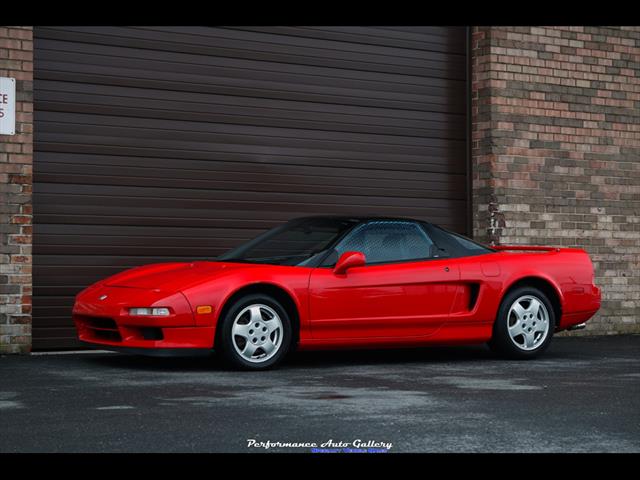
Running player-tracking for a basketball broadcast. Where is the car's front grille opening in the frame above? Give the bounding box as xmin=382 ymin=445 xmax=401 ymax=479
xmin=83 ymin=317 xmax=118 ymax=330
xmin=141 ymin=327 xmax=164 ymax=341
xmin=76 ymin=315 xmax=122 ymax=342
xmin=94 ymin=329 xmax=122 ymax=342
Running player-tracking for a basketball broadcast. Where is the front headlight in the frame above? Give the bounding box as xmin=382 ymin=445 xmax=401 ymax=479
xmin=128 ymin=307 xmax=171 ymax=316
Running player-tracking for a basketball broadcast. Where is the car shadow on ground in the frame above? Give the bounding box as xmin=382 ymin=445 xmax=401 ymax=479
xmin=78 ymin=343 xmax=508 ymax=373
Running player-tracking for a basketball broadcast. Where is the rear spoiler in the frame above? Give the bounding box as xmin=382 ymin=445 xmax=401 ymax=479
xmin=492 ymin=245 xmax=561 ymax=252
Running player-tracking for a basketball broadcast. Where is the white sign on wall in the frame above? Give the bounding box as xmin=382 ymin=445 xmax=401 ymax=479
xmin=0 ymin=77 xmax=16 ymax=135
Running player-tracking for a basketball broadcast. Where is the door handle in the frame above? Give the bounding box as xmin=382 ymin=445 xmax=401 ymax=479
xmin=444 ymin=267 xmax=450 ymax=272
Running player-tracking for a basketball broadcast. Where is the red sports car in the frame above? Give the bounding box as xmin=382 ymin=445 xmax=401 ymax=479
xmin=73 ymin=216 xmax=601 ymax=370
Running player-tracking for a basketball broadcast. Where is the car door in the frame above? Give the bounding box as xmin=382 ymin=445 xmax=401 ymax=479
xmin=308 ymin=221 xmax=461 ymax=339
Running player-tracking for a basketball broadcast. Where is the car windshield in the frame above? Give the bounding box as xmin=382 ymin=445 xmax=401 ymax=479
xmin=217 ymin=217 xmax=358 ymax=266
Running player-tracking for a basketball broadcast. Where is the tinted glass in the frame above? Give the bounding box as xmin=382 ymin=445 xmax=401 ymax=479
xmin=424 ymin=223 xmax=493 ymax=258
xmin=334 ymin=221 xmax=434 ymax=264
xmin=217 ymin=217 xmax=358 ymax=265
xmin=448 ymin=233 xmax=489 ymax=251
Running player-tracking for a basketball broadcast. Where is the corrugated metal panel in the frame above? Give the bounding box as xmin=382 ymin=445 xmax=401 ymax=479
xmin=33 ymin=26 xmax=469 ymax=349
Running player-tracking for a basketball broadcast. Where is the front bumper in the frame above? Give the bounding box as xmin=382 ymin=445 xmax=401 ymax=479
xmin=73 ymin=285 xmax=215 ymax=350
xmin=81 ymin=341 xmax=213 ymax=357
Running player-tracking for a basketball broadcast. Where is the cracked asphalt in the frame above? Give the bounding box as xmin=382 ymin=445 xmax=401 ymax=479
xmin=1 ymin=335 xmax=639 ymax=453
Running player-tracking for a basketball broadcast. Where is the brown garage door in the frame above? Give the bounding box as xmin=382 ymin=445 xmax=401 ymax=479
xmin=33 ymin=26 xmax=469 ymax=350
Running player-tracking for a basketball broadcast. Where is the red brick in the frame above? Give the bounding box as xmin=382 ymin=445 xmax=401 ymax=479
xmin=7 ymin=28 xmax=32 ymax=40
xmin=13 ymin=256 xmax=32 ymax=264
xmin=10 ymin=215 xmax=31 ymax=224
xmin=0 ymin=38 xmax=21 ymax=49
xmin=7 ymin=71 xmax=32 ymax=81
xmin=8 ymin=49 xmax=31 ymax=61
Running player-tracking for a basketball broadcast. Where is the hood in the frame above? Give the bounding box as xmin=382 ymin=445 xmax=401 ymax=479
xmin=103 ymin=261 xmax=255 ymax=292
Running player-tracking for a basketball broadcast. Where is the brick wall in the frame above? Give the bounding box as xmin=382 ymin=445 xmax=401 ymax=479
xmin=472 ymin=26 xmax=640 ymax=335
xmin=0 ymin=26 xmax=33 ymax=353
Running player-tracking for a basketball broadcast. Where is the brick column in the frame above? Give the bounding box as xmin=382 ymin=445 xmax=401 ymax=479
xmin=471 ymin=26 xmax=640 ymax=335
xmin=0 ymin=26 xmax=33 ymax=353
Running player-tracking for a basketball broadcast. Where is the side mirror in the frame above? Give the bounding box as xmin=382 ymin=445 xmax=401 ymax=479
xmin=333 ymin=251 xmax=366 ymax=275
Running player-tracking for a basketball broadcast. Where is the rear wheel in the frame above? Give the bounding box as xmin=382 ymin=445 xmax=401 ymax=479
xmin=216 ymin=294 xmax=292 ymax=370
xmin=489 ymin=286 xmax=555 ymax=359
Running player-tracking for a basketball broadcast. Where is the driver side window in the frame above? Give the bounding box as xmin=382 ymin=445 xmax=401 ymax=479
xmin=334 ymin=221 xmax=434 ymax=265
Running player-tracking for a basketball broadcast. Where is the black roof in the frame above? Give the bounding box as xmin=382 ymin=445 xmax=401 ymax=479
xmin=289 ymin=215 xmax=432 ymax=225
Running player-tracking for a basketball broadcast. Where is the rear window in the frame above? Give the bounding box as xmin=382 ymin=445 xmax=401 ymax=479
xmin=423 ymin=224 xmax=494 ymax=258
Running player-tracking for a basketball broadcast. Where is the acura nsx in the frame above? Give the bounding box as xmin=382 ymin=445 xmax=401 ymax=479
xmin=73 ymin=216 xmax=601 ymax=369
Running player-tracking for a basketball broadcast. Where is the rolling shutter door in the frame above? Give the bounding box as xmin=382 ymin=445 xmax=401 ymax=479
xmin=33 ymin=26 xmax=469 ymax=349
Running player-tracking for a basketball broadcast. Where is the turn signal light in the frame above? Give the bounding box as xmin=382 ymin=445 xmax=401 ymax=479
xmin=196 ymin=305 xmax=213 ymax=314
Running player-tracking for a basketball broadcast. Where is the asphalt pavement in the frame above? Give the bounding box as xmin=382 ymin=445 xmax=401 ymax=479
xmin=1 ymin=335 xmax=639 ymax=453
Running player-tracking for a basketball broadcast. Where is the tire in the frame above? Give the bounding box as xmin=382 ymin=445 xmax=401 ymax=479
xmin=216 ymin=293 xmax=292 ymax=370
xmin=488 ymin=286 xmax=555 ymax=359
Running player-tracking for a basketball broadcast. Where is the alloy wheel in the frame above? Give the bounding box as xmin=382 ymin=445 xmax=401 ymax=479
xmin=231 ymin=304 xmax=283 ymax=363
xmin=507 ymin=295 xmax=550 ymax=351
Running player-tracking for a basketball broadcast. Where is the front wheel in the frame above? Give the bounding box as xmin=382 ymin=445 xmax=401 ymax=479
xmin=216 ymin=294 xmax=292 ymax=370
xmin=489 ymin=286 xmax=555 ymax=359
